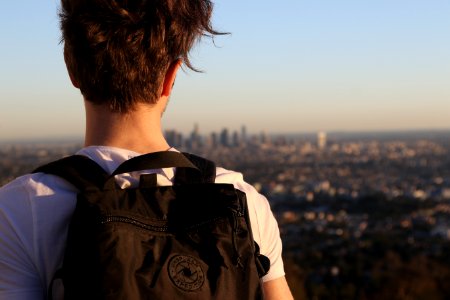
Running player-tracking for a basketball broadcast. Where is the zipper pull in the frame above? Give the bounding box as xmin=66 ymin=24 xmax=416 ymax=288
xmin=231 ymin=211 xmax=243 ymax=268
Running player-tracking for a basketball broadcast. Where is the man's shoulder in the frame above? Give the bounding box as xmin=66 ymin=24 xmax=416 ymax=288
xmin=215 ymin=167 xmax=250 ymax=193
xmin=0 ymin=174 xmax=43 ymax=199
xmin=215 ymin=166 xmax=270 ymax=210
xmin=0 ymin=172 xmax=77 ymax=207
xmin=215 ymin=167 xmax=244 ymax=183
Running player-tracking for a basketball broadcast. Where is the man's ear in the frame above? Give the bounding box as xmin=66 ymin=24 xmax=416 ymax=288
xmin=64 ymin=46 xmax=80 ymax=89
xmin=68 ymin=71 xmax=80 ymax=89
xmin=161 ymin=60 xmax=182 ymax=97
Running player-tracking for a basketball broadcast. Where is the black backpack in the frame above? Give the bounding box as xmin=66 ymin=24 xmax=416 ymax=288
xmin=34 ymin=151 xmax=270 ymax=299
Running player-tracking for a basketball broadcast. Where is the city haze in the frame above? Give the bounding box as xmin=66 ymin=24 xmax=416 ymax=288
xmin=1 ymin=129 xmax=449 ymax=299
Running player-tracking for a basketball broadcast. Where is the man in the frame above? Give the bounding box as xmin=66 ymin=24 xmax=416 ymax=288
xmin=0 ymin=0 xmax=293 ymax=299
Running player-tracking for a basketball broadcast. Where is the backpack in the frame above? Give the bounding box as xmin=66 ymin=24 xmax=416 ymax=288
xmin=34 ymin=151 xmax=270 ymax=300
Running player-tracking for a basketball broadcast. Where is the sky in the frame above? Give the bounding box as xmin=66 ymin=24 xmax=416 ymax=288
xmin=0 ymin=1 xmax=449 ymax=141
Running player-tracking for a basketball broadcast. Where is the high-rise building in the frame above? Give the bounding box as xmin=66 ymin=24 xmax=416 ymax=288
xmin=260 ymin=131 xmax=270 ymax=145
xmin=190 ymin=123 xmax=201 ymax=148
xmin=210 ymin=132 xmax=218 ymax=148
xmin=220 ymin=128 xmax=230 ymax=147
xmin=317 ymin=131 xmax=327 ymax=150
xmin=241 ymin=125 xmax=247 ymax=144
xmin=165 ymin=130 xmax=184 ymax=148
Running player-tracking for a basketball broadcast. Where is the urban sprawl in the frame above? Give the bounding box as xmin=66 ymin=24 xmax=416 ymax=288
xmin=1 ymin=128 xmax=449 ymax=299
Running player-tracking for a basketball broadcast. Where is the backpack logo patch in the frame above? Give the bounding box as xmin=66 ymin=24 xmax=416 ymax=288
xmin=168 ymin=255 xmax=205 ymax=291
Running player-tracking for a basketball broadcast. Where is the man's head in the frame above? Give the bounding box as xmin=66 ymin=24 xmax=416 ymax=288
xmin=60 ymin=0 xmax=220 ymax=113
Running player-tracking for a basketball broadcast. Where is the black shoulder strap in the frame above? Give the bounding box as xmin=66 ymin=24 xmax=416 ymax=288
xmin=111 ymin=151 xmax=214 ymax=185
xmin=33 ymin=155 xmax=109 ymax=191
xmin=34 ymin=152 xmax=215 ymax=190
xmin=174 ymin=153 xmax=216 ymax=184
xmin=112 ymin=151 xmax=199 ymax=176
xmin=100 ymin=151 xmax=202 ymax=189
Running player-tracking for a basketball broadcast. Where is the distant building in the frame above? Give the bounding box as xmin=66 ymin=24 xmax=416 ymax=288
xmin=260 ymin=131 xmax=270 ymax=145
xmin=220 ymin=128 xmax=230 ymax=147
xmin=165 ymin=130 xmax=183 ymax=148
xmin=317 ymin=131 xmax=327 ymax=150
xmin=241 ymin=125 xmax=247 ymax=144
xmin=210 ymin=132 xmax=218 ymax=148
xmin=190 ymin=123 xmax=201 ymax=148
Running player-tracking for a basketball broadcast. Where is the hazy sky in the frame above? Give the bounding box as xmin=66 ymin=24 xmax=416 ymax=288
xmin=0 ymin=1 xmax=449 ymax=141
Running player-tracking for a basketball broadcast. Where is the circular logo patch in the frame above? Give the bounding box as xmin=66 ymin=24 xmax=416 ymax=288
xmin=168 ymin=255 xmax=205 ymax=291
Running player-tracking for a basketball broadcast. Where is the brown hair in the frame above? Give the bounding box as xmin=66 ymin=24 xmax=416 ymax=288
xmin=60 ymin=0 xmax=222 ymax=112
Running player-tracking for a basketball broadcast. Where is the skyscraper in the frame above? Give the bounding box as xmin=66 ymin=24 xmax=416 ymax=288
xmin=220 ymin=128 xmax=230 ymax=147
xmin=241 ymin=125 xmax=247 ymax=144
xmin=317 ymin=131 xmax=327 ymax=150
xmin=190 ymin=123 xmax=201 ymax=148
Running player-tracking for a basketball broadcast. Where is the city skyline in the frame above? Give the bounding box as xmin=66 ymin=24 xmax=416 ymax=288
xmin=0 ymin=122 xmax=449 ymax=144
xmin=1 ymin=1 xmax=449 ymax=141
xmin=1 ymin=124 xmax=450 ymax=299
xmin=1 ymin=110 xmax=449 ymax=299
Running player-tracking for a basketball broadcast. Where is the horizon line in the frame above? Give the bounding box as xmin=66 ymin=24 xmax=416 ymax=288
xmin=1 ymin=128 xmax=449 ymax=144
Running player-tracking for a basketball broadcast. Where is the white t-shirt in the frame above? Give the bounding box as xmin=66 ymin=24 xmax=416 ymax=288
xmin=0 ymin=146 xmax=284 ymax=299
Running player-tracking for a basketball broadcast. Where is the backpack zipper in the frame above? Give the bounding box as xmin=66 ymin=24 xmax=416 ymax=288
xmin=100 ymin=215 xmax=169 ymax=232
xmin=231 ymin=211 xmax=244 ymax=268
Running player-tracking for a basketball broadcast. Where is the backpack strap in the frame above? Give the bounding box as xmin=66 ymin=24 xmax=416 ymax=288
xmin=35 ymin=152 xmax=210 ymax=191
xmin=103 ymin=151 xmax=213 ymax=188
xmin=33 ymin=155 xmax=108 ymax=191
xmin=174 ymin=153 xmax=216 ymax=184
xmin=103 ymin=151 xmax=201 ymax=189
xmin=111 ymin=151 xmax=198 ymax=176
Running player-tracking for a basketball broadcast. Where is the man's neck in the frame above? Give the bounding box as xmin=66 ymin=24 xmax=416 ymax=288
xmin=84 ymin=101 xmax=170 ymax=154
